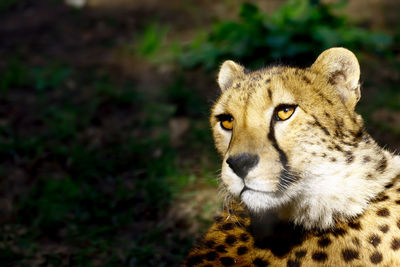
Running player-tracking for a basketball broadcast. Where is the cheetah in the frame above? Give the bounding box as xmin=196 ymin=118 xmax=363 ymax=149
xmin=185 ymin=48 xmax=400 ymax=266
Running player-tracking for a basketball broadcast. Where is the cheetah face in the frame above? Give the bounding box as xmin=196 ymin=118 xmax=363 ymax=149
xmin=211 ymin=48 xmax=363 ymax=213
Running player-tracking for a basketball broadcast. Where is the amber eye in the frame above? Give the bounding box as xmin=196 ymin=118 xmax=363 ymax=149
xmin=217 ymin=114 xmax=234 ymax=131
xmin=275 ymin=105 xmax=296 ymax=121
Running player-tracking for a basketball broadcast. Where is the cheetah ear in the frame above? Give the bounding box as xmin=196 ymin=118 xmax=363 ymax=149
xmin=311 ymin=47 xmax=361 ymax=110
xmin=218 ymin=60 xmax=245 ymax=91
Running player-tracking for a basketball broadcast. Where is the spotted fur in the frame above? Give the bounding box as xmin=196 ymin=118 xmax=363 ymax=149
xmin=185 ymin=48 xmax=400 ymax=266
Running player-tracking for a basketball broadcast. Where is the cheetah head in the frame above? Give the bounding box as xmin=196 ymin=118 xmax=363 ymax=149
xmin=210 ymin=48 xmax=380 ymax=228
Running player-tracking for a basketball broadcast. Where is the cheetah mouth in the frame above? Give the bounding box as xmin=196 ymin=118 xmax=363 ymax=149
xmin=238 ymin=185 xmax=288 ymax=211
xmin=239 ymin=185 xmax=276 ymax=198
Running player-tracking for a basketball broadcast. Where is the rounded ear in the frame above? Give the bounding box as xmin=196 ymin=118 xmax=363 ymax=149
xmin=217 ymin=60 xmax=245 ymax=91
xmin=311 ymin=47 xmax=361 ymax=110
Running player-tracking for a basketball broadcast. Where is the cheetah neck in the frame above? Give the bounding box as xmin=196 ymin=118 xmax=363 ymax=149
xmin=278 ymin=137 xmax=400 ymax=231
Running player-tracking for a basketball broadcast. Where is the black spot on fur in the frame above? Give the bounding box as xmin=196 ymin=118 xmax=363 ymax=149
xmin=268 ymin=89 xmax=272 ymax=100
xmin=369 ymin=251 xmax=383 ymax=264
xmin=321 ymin=153 xmax=327 ymax=158
xmin=376 ymin=208 xmax=390 ymax=217
xmin=345 ymin=151 xmax=354 ymax=164
xmin=216 ymin=245 xmax=227 ymax=253
xmin=362 ymin=135 xmax=371 ymax=143
xmin=334 ymin=145 xmax=343 ymax=152
xmin=221 ymin=223 xmax=235 ymax=231
xmin=330 ymin=157 xmax=337 ymax=162
xmin=240 ymin=233 xmax=249 ymax=242
xmin=341 ymin=140 xmax=358 ymax=147
xmin=205 ymin=240 xmax=216 ymax=248
xmin=368 ymin=234 xmax=381 ymax=248
xmin=331 ymin=227 xmax=347 ymax=237
xmin=237 ymin=246 xmax=248 ymax=255
xmin=312 ymin=251 xmax=328 ymax=262
xmin=253 ymin=257 xmax=269 ymax=267
xmin=385 ymin=183 xmax=394 ymax=189
xmin=205 ymin=251 xmax=218 ymax=261
xmin=391 ymin=238 xmax=400 ymax=250
xmin=252 ymin=221 xmax=305 ymax=257
xmin=395 ymin=200 xmax=400 ymax=205
xmin=352 ymin=129 xmax=364 ymax=140
xmin=348 ymin=221 xmax=362 ymax=230
xmin=363 ymin=156 xmax=371 ymax=163
xmin=318 ymin=92 xmax=333 ymax=105
xmin=295 ymin=250 xmax=307 ymax=259
xmin=237 ymin=211 xmax=248 ymax=219
xmin=342 ymin=248 xmax=359 ymax=262
xmin=371 ymin=192 xmax=389 ymax=203
xmin=266 ymin=78 xmax=271 ymax=83
xmin=312 ymin=115 xmax=330 ymax=136
xmin=251 ymin=73 xmax=262 ymax=81
xmin=302 ymin=75 xmax=311 ymax=84
xmin=220 ymin=256 xmax=235 ymax=266
xmin=317 ymin=237 xmax=331 ymax=248
xmin=287 ymin=259 xmax=301 ymax=267
xmin=233 ymin=82 xmax=241 ymax=89
xmin=324 ymin=112 xmax=330 ymax=118
xmin=379 ymin=224 xmax=389 ymax=233
xmin=225 ymin=235 xmax=236 ymax=245
xmin=352 ymin=237 xmax=360 ymax=247
xmin=377 ymin=157 xmax=387 ymax=173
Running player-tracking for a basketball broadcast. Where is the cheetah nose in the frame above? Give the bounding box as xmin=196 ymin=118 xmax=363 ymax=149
xmin=226 ymin=153 xmax=259 ymax=179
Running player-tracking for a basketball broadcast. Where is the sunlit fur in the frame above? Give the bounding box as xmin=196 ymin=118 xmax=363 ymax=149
xmin=210 ymin=48 xmax=400 ymax=230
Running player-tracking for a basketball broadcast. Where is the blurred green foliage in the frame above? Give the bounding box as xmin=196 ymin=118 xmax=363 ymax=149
xmin=0 ymin=59 xmax=71 ymax=96
xmin=178 ymin=0 xmax=392 ymax=70
xmin=136 ymin=24 xmax=170 ymax=58
xmin=0 ymin=57 xmax=214 ymax=265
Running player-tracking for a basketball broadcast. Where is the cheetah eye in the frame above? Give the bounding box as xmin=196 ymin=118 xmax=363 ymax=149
xmin=217 ymin=114 xmax=234 ymax=131
xmin=275 ymin=105 xmax=297 ymax=121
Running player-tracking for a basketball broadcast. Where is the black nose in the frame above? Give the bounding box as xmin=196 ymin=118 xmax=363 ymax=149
xmin=226 ymin=153 xmax=259 ymax=179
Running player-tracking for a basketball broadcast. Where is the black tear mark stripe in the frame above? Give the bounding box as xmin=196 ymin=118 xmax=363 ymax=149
xmin=268 ymin=117 xmax=297 ymax=190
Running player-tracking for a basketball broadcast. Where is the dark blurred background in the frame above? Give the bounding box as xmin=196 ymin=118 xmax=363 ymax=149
xmin=0 ymin=0 xmax=400 ymax=266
